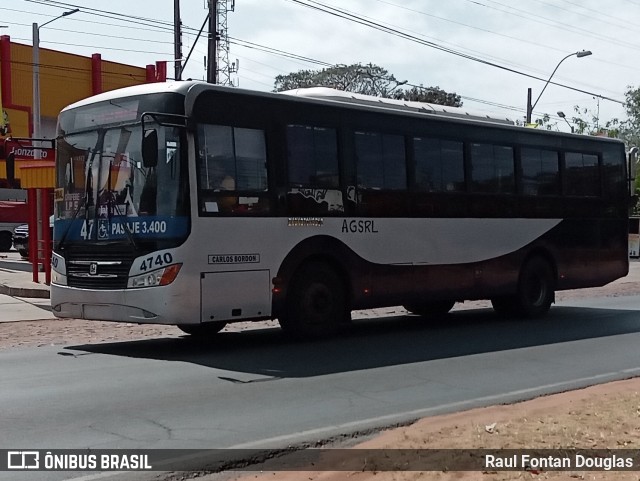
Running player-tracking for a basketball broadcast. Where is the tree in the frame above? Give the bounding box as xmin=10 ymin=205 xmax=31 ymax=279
xmin=392 ymin=85 xmax=462 ymax=107
xmin=619 ymin=86 xmax=640 ymax=147
xmin=564 ymin=105 xmax=620 ymax=137
xmin=530 ymin=105 xmax=620 ymax=138
xmin=274 ymin=63 xmax=462 ymax=107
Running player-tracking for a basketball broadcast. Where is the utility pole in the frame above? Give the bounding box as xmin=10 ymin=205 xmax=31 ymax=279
xmin=216 ymin=0 xmax=236 ymax=86
xmin=174 ymin=0 xmax=182 ymax=80
xmin=205 ymin=0 xmax=236 ymax=85
xmin=207 ymin=0 xmax=218 ymax=84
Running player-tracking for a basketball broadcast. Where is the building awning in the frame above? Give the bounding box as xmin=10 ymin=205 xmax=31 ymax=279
xmin=16 ymin=161 xmax=55 ymax=188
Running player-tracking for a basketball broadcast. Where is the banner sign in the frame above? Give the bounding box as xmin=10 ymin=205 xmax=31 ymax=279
xmin=4 ymin=140 xmax=54 ymax=160
xmin=1 ymin=449 xmax=640 ymax=472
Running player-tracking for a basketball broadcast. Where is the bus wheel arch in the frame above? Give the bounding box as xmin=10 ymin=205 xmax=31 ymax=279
xmin=275 ymin=239 xmax=353 ymax=338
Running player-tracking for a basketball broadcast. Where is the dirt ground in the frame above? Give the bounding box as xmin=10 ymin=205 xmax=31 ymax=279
xmin=210 ymin=377 xmax=640 ymax=481
xmin=2 ymin=266 xmax=640 ymax=480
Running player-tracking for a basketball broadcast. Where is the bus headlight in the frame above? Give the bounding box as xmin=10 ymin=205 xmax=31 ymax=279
xmin=51 ymin=271 xmax=67 ymax=286
xmin=128 ymin=264 xmax=182 ymax=288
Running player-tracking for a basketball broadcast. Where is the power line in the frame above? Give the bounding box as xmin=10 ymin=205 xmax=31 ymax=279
xmin=10 ymin=36 xmax=171 ymax=56
xmin=229 ymin=37 xmax=333 ymax=67
xmin=287 ymin=0 xmax=624 ymax=105
xmin=553 ymin=0 xmax=632 ymax=30
xmin=24 ymin=0 xmax=176 ymax=31
xmin=370 ymin=0 xmax=640 ymax=79
xmin=468 ymin=0 xmax=640 ymax=53
xmin=14 ymin=0 xmax=627 ymax=104
xmin=8 ymin=0 xmax=625 ymax=119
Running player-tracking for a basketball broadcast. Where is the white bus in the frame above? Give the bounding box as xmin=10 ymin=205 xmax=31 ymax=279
xmin=51 ymin=81 xmax=631 ymax=337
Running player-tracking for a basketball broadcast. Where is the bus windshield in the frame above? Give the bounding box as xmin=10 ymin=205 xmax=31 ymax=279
xmin=55 ymin=110 xmax=189 ymax=246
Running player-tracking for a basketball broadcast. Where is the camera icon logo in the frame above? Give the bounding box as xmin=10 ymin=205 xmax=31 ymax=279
xmin=7 ymin=451 xmax=40 ymax=469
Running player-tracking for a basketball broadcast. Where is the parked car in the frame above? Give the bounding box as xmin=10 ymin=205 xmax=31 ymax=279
xmin=0 ymin=200 xmax=28 ymax=252
xmin=12 ymin=223 xmax=29 ymax=257
xmin=13 ymin=216 xmax=54 ymax=259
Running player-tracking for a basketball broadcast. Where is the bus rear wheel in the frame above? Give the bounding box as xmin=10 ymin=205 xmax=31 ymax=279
xmin=279 ymin=262 xmax=349 ymax=338
xmin=492 ymin=257 xmax=555 ymax=318
xmin=490 ymin=296 xmax=517 ymax=316
xmin=403 ymin=301 xmax=455 ymax=318
xmin=178 ymin=322 xmax=227 ymax=337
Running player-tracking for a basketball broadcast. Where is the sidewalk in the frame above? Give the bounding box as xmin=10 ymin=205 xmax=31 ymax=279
xmin=0 ymin=252 xmax=53 ymax=323
xmin=0 ymin=252 xmax=50 ymax=299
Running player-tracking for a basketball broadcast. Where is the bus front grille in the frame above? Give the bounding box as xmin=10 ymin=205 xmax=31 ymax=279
xmin=65 ymin=249 xmax=136 ymax=289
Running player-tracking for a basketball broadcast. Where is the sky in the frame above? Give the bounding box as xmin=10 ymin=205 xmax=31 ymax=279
xmin=3 ymin=0 xmax=638 ymax=131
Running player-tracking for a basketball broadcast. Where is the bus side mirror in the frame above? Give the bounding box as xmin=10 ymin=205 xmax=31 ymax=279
xmin=142 ymin=129 xmax=158 ymax=168
xmin=628 ymin=147 xmax=639 ymax=199
xmin=629 ymin=147 xmax=639 ymax=180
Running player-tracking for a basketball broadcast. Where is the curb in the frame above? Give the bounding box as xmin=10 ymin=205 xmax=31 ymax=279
xmin=0 ymin=283 xmax=50 ymax=299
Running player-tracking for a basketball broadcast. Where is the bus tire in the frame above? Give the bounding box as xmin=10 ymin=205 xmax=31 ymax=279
xmin=514 ymin=257 xmax=555 ymax=318
xmin=403 ymin=301 xmax=455 ymax=318
xmin=178 ymin=322 xmax=227 ymax=336
xmin=279 ymin=262 xmax=348 ymax=338
xmin=490 ymin=296 xmax=517 ymax=316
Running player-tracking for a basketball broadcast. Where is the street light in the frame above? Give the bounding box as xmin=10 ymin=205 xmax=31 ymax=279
xmin=557 ymin=111 xmax=574 ymax=133
xmin=32 ymin=8 xmax=79 ymax=149
xmin=526 ymin=50 xmax=592 ymax=124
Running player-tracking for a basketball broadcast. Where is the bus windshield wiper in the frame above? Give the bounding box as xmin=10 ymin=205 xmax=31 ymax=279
xmin=57 ymin=133 xmax=103 ymax=249
xmin=104 ymin=155 xmax=138 ymax=252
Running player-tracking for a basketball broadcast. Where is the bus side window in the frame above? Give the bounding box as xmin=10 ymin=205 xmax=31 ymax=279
xmin=354 ymin=131 xmax=407 ymax=216
xmin=470 ymin=143 xmax=515 ymax=194
xmin=521 ymin=148 xmax=560 ymax=196
xmin=564 ymin=152 xmax=599 ymax=197
xmin=286 ymin=125 xmax=343 ymax=214
xmin=413 ymin=137 xmax=464 ymax=192
xmin=197 ymin=124 xmax=269 ymax=215
xmin=602 ymin=148 xmax=625 ymax=197
xmin=355 ymin=131 xmax=406 ymax=190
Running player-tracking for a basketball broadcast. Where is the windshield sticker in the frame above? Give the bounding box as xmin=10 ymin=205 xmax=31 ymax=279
xmin=54 ymin=216 xmax=189 ymax=241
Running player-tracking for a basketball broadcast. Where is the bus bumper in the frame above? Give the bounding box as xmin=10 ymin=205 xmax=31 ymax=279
xmin=50 ymin=283 xmax=193 ymax=325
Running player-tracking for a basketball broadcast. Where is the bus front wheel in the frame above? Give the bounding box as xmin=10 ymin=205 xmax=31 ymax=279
xmin=279 ymin=262 xmax=349 ymax=338
xmin=178 ymin=322 xmax=227 ymax=337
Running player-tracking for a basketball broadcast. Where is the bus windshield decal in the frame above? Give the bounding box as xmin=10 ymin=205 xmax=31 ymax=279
xmin=54 ymin=216 xmax=188 ymax=241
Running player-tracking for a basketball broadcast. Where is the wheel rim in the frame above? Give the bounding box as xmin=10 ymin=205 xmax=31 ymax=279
xmin=302 ymin=282 xmax=334 ymax=323
xmin=525 ymin=273 xmax=546 ymax=307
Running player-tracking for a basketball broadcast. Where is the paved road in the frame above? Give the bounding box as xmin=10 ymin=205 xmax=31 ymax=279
xmin=1 ymin=295 xmax=640 ymax=480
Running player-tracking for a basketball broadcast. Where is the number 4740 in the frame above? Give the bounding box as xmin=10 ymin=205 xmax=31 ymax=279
xmin=140 ymin=253 xmax=173 ymax=271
